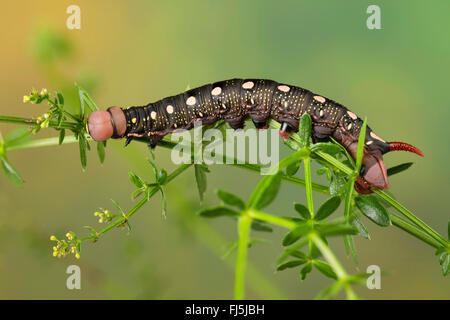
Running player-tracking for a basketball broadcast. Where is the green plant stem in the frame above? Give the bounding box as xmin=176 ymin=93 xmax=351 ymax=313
xmin=310 ymin=233 xmax=358 ymax=300
xmin=247 ymin=209 xmax=298 ymax=230
xmin=234 ymin=213 xmax=253 ymax=300
xmin=80 ymin=164 xmax=192 ymax=242
xmin=303 ymin=155 xmax=314 ymax=216
xmin=374 ymin=190 xmax=448 ymax=247
xmin=0 ymin=115 xmax=78 ymax=130
xmin=389 ymin=214 xmax=442 ymax=249
xmin=5 ymin=119 xmax=447 ymax=250
xmin=6 ymin=135 xmax=82 ymax=151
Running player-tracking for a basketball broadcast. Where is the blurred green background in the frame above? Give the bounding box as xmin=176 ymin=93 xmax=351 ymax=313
xmin=0 ymin=0 xmax=448 ymax=299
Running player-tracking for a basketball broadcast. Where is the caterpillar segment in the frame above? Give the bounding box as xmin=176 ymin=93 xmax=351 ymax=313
xmin=87 ymin=78 xmax=423 ymax=194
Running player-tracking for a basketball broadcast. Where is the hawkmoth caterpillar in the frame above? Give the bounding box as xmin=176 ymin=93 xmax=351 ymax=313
xmin=87 ymin=78 xmax=423 ymax=194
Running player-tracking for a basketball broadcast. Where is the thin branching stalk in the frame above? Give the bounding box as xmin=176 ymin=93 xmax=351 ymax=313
xmin=234 ymin=213 xmax=253 ymax=300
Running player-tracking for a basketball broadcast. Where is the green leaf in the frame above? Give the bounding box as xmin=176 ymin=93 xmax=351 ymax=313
xmin=131 ymin=189 xmax=144 ymax=200
xmin=315 ymin=281 xmax=343 ymax=300
xmin=350 ymin=214 xmax=370 ymax=239
xmin=5 ymin=127 xmax=32 ymax=147
xmin=128 ymin=170 xmax=144 ymax=188
xmin=282 ymin=223 xmax=311 ymax=246
xmin=288 ymin=249 xmax=309 ymax=260
xmin=57 ymin=92 xmax=64 ymax=107
xmin=276 ymin=259 xmax=307 ymax=271
xmin=315 ymin=196 xmax=341 ymax=221
xmin=299 ymin=113 xmax=312 ymax=146
xmin=299 ymin=262 xmax=312 ymax=280
xmin=387 ymin=162 xmax=413 ymax=176
xmin=78 ymin=136 xmax=87 ymax=170
xmin=329 ymin=171 xmax=346 ymax=197
xmin=251 ymin=220 xmax=273 ymax=232
xmin=314 ymin=223 xmax=358 ymax=237
xmin=158 ymin=168 xmax=167 ymax=184
xmin=97 ymin=141 xmax=106 ymax=164
xmin=286 ymin=161 xmax=301 ymax=176
xmin=355 ymin=195 xmax=391 ymax=227
xmin=1 ymin=156 xmax=24 ymax=188
xmin=311 ymin=142 xmax=342 ymax=156
xmin=77 ymin=84 xmax=99 ymax=114
xmin=197 ymin=206 xmax=240 ymax=218
xmin=194 ymin=164 xmax=209 ymax=201
xmin=343 ymin=235 xmax=358 ymax=265
xmin=216 ymin=189 xmax=245 ymax=210
xmin=58 ymin=129 xmax=65 ymax=145
xmin=355 ymin=117 xmax=367 ymax=173
xmin=160 ymin=188 xmax=167 ymax=217
xmin=312 ymin=260 xmax=337 ymax=279
xmin=294 ymin=203 xmax=311 ymax=220
xmin=247 ymin=171 xmax=282 ymax=210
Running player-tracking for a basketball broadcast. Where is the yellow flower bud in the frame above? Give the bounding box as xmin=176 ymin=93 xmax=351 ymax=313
xmin=23 ymin=96 xmax=30 ymax=103
xmin=50 ymin=235 xmax=57 ymax=241
xmin=75 ymin=253 xmax=80 ymax=259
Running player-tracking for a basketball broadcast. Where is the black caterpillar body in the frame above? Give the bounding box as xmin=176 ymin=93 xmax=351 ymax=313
xmin=88 ymin=78 xmax=423 ymax=194
xmin=122 ymin=78 xmax=389 ymax=154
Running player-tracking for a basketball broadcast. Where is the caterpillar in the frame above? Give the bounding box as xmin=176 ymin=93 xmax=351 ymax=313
xmin=87 ymin=78 xmax=423 ymax=194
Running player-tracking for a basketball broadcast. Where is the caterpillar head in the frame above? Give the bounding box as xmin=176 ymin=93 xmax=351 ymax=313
xmin=347 ymin=138 xmax=423 ymax=194
xmin=87 ymin=107 xmax=126 ymax=141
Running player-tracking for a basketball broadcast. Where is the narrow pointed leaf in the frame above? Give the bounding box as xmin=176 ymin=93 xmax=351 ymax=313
xmin=355 ymin=195 xmax=391 ymax=227
xmin=282 ymin=223 xmax=311 ymax=246
xmin=276 ymin=259 xmax=307 ymax=271
xmin=315 ymin=281 xmax=343 ymax=300
xmin=1 ymin=156 xmax=24 ymax=188
xmin=5 ymin=127 xmax=32 ymax=146
xmin=97 ymin=141 xmax=106 ymax=164
xmin=216 ymin=189 xmax=245 ymax=210
xmin=315 ymin=196 xmax=341 ymax=221
xmin=299 ymin=262 xmax=312 ymax=280
xmin=197 ymin=206 xmax=239 ymax=218
xmin=247 ymin=171 xmax=282 ymax=210
xmin=387 ymin=162 xmax=413 ymax=176
xmin=294 ymin=203 xmax=310 ymax=220
xmin=312 ymin=260 xmax=337 ymax=279
xmin=299 ymin=113 xmax=312 ymax=146
xmin=315 ymin=223 xmax=358 ymax=237
xmin=311 ymin=142 xmax=342 ymax=156
xmin=251 ymin=220 xmax=273 ymax=232
xmin=194 ymin=164 xmax=208 ymax=201
xmin=58 ymin=129 xmax=65 ymax=145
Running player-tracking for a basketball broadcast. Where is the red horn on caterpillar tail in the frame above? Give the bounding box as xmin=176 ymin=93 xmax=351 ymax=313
xmin=388 ymin=142 xmax=424 ymax=157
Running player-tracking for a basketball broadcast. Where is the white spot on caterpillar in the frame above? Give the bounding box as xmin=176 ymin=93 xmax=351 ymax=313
xmin=314 ymin=95 xmax=326 ymax=103
xmin=174 ymin=123 xmax=178 ymax=128
xmin=221 ymin=103 xmax=227 ymax=109
xmin=347 ymin=111 xmax=357 ymax=120
xmin=250 ymin=98 xmax=255 ymax=105
xmin=132 ymin=118 xmax=137 ymax=123
xmin=347 ymin=123 xmax=353 ymax=130
xmin=366 ymin=140 xmax=374 ymax=145
xmin=242 ymin=81 xmax=254 ymax=89
xmin=370 ymin=131 xmax=386 ymax=142
xmin=150 ymin=111 xmax=157 ymax=120
xmin=198 ymin=112 xmax=203 ymax=117
xmin=211 ymin=87 xmax=222 ymax=96
xmin=319 ymin=110 xmax=324 ymax=117
xmin=284 ymin=101 xmax=288 ymax=108
xmin=166 ymin=105 xmax=174 ymax=114
xmin=277 ymin=85 xmax=290 ymax=92
xmin=186 ymin=96 xmax=196 ymax=106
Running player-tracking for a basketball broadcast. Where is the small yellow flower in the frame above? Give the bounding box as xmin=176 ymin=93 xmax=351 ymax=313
xmin=23 ymin=96 xmax=30 ymax=103
xmin=75 ymin=253 xmax=80 ymax=259
xmin=50 ymin=235 xmax=57 ymax=241
xmin=53 ymin=251 xmax=58 ymax=257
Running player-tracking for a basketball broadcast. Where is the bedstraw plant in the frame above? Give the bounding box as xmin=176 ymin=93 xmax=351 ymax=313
xmin=0 ymin=86 xmax=448 ymax=299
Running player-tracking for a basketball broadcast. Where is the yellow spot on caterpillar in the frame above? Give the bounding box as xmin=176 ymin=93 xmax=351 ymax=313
xmin=166 ymin=105 xmax=174 ymax=114
xmin=366 ymin=140 xmax=373 ymax=145
xmin=347 ymin=111 xmax=357 ymax=120
xmin=277 ymin=85 xmax=290 ymax=92
xmin=198 ymin=112 xmax=203 ymax=117
xmin=132 ymin=118 xmax=137 ymax=123
xmin=370 ymin=131 xmax=386 ymax=142
xmin=211 ymin=87 xmax=222 ymax=96
xmin=222 ymin=103 xmax=227 ymax=109
xmin=242 ymin=81 xmax=254 ymax=89
xmin=347 ymin=123 xmax=353 ymax=130
xmin=174 ymin=123 xmax=178 ymax=128
xmin=319 ymin=110 xmax=324 ymax=117
xmin=150 ymin=111 xmax=157 ymax=120
xmin=314 ymin=95 xmax=326 ymax=103
xmin=186 ymin=96 xmax=196 ymax=106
